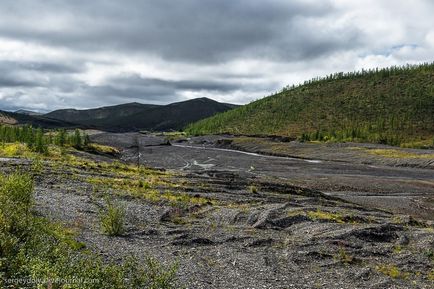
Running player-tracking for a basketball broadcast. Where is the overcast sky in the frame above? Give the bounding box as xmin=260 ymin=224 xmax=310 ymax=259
xmin=0 ymin=0 xmax=433 ymax=112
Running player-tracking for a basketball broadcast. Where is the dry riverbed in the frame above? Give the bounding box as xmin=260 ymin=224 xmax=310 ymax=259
xmin=1 ymin=133 xmax=433 ymax=288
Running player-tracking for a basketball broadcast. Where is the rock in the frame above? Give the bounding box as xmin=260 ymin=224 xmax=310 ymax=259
xmin=159 ymin=207 xmax=183 ymax=222
xmin=271 ymin=215 xmax=311 ymax=229
xmin=251 ymin=209 xmax=279 ymax=229
xmin=354 ymin=267 xmax=372 ymax=281
xmin=246 ymin=238 xmax=274 ymax=247
xmin=172 ymin=237 xmax=214 ymax=246
xmin=159 ymin=208 xmax=173 ymax=222
xmin=397 ymin=234 xmax=410 ymax=246
xmin=166 ymin=229 xmax=189 ymax=235
xmin=351 ymin=224 xmax=402 ymax=243
xmin=394 ymin=214 xmax=424 ymax=226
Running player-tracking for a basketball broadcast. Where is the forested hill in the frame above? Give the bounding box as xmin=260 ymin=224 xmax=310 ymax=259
xmin=186 ymin=63 xmax=434 ymax=147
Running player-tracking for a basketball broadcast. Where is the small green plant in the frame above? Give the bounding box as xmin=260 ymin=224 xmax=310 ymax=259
xmin=335 ymin=247 xmax=354 ymax=264
xmin=138 ymin=179 xmax=151 ymax=189
xmin=376 ymin=264 xmax=410 ymax=279
xmin=393 ymin=245 xmax=403 ymax=254
xmin=307 ymin=209 xmax=344 ymax=223
xmin=84 ymin=143 xmax=120 ymax=156
xmin=249 ymin=185 xmax=258 ymax=194
xmin=31 ymin=156 xmax=44 ymax=174
xmin=100 ymin=198 xmax=126 ymax=236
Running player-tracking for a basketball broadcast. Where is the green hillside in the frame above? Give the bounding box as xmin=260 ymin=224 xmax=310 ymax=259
xmin=186 ymin=63 xmax=434 ymax=147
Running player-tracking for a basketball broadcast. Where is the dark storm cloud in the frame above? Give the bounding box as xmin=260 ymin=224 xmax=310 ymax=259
xmin=111 ymin=74 xmax=241 ymax=92
xmin=0 ymin=0 xmax=354 ymax=63
xmin=0 ymin=60 xmax=83 ymax=90
xmin=0 ymin=60 xmax=83 ymax=74
xmin=0 ymin=75 xmax=38 ymax=87
xmin=81 ymin=74 xmax=245 ymax=104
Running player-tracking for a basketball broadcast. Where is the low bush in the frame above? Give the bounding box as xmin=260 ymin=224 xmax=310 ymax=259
xmin=100 ymin=198 xmax=126 ymax=236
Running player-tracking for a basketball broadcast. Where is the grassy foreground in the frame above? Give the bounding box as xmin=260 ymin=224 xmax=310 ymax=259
xmin=0 ymin=156 xmax=180 ymax=288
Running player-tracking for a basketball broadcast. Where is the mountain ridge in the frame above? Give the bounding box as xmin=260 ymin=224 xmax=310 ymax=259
xmin=0 ymin=110 xmax=78 ymax=128
xmin=15 ymin=109 xmax=43 ymax=116
xmin=43 ymin=97 xmax=237 ymax=132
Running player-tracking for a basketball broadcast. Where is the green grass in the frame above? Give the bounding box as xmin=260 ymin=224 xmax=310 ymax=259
xmin=428 ymin=270 xmax=434 ymax=281
xmin=83 ymin=143 xmax=120 ymax=156
xmin=100 ymin=198 xmax=126 ymax=236
xmin=248 ymin=185 xmax=258 ymax=194
xmin=336 ymin=248 xmax=355 ymax=264
xmin=376 ymin=264 xmax=410 ymax=279
xmin=0 ymin=172 xmax=180 ymax=288
xmin=186 ymin=63 xmax=434 ymax=147
xmin=307 ymin=209 xmax=345 ymax=223
xmin=364 ymin=148 xmax=434 ymax=159
xmin=88 ymin=175 xmax=214 ymax=208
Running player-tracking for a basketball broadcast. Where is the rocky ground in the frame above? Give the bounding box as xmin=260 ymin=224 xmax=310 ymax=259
xmin=93 ymin=133 xmax=434 ymax=221
xmin=1 ymin=133 xmax=433 ymax=288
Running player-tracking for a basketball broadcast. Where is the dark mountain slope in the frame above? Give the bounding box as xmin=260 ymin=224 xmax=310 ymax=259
xmin=45 ymin=98 xmax=237 ymax=132
xmin=15 ymin=109 xmax=43 ymax=116
xmin=112 ymin=98 xmax=237 ymax=131
xmin=0 ymin=110 xmax=76 ymax=128
xmin=186 ymin=63 xmax=434 ymax=146
xmin=44 ymin=102 xmax=159 ymax=127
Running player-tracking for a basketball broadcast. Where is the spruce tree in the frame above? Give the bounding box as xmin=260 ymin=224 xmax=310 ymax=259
xmin=34 ymin=128 xmax=48 ymax=154
xmin=73 ymin=129 xmax=82 ymax=148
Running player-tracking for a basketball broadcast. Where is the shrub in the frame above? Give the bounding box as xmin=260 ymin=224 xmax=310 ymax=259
xmin=31 ymin=156 xmax=44 ymax=174
xmin=376 ymin=264 xmax=410 ymax=279
xmin=249 ymin=185 xmax=258 ymax=194
xmin=100 ymin=198 xmax=126 ymax=236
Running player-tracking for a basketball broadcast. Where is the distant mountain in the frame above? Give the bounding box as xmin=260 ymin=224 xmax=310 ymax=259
xmin=45 ymin=102 xmax=158 ymax=128
xmin=45 ymin=98 xmax=237 ymax=132
xmin=186 ymin=63 xmax=434 ymax=146
xmin=0 ymin=110 xmax=77 ymax=128
xmin=15 ymin=109 xmax=43 ymax=116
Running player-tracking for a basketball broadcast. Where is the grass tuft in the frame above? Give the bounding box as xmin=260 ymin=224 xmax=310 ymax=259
xmin=100 ymin=198 xmax=126 ymax=236
xmin=249 ymin=185 xmax=258 ymax=194
xmin=307 ymin=209 xmax=345 ymax=223
xmin=376 ymin=264 xmax=410 ymax=279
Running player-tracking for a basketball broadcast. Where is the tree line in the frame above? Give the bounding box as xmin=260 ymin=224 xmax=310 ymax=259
xmin=0 ymin=125 xmax=90 ymax=154
xmin=280 ymin=62 xmax=434 ymax=93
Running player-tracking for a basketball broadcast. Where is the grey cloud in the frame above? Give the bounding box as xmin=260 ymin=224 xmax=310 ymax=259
xmin=69 ymin=73 xmax=275 ymax=109
xmin=0 ymin=60 xmax=83 ymax=90
xmin=0 ymin=0 xmax=353 ymax=63
xmin=80 ymin=74 xmax=247 ymax=104
xmin=0 ymin=75 xmax=39 ymax=87
xmin=16 ymin=62 xmax=83 ymax=74
xmin=0 ymin=60 xmax=83 ymax=74
xmin=111 ymin=74 xmax=241 ymax=92
xmin=85 ymin=84 xmax=176 ymax=102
